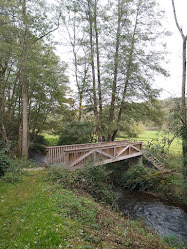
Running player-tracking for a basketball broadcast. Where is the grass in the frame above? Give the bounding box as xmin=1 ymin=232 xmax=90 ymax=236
xmin=42 ymin=130 xmax=182 ymax=154
xmin=0 ymin=170 xmax=175 ymax=249
xmin=41 ymin=133 xmax=59 ymax=146
xmin=117 ymin=130 xmax=182 ymax=155
xmin=137 ymin=130 xmax=182 ymax=154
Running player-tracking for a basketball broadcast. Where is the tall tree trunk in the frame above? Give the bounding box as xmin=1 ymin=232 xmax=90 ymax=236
xmin=21 ymin=0 xmax=29 ymax=160
xmin=171 ymin=0 xmax=187 ymax=184
xmin=94 ymin=0 xmax=102 ymax=117
xmin=171 ymin=0 xmax=187 ymax=121
xmin=88 ymin=0 xmax=98 ymax=135
xmin=112 ymin=4 xmax=140 ymax=141
xmin=0 ymin=67 xmax=8 ymax=147
xmin=108 ymin=0 xmax=122 ymax=141
xmin=17 ymin=121 xmax=22 ymax=158
xmin=182 ymin=37 xmax=187 ymax=120
xmin=94 ymin=0 xmax=104 ymax=142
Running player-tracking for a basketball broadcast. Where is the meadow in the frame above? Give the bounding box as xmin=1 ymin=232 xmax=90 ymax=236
xmin=121 ymin=130 xmax=182 ymax=155
xmin=129 ymin=130 xmax=182 ymax=155
xmin=43 ymin=130 xmax=182 ymax=154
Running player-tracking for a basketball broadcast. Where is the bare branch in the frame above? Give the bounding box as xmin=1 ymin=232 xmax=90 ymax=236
xmin=171 ymin=0 xmax=185 ymax=39
xmin=33 ymin=11 xmax=61 ymax=43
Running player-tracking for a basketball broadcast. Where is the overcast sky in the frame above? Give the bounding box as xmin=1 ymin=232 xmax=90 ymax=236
xmin=53 ymin=0 xmax=187 ymax=100
xmin=156 ymin=0 xmax=187 ymax=99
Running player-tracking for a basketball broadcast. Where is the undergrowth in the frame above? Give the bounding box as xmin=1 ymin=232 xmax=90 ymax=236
xmin=0 ymin=149 xmax=43 ymax=183
xmin=111 ymin=161 xmax=187 ymax=205
xmin=48 ymin=164 xmax=115 ymax=205
xmin=0 ymin=171 xmax=175 ymax=249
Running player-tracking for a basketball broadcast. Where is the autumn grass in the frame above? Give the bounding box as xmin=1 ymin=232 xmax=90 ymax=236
xmin=0 ymin=170 xmax=174 ymax=249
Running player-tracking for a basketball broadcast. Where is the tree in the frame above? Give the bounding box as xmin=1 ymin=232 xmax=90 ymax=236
xmin=60 ymin=0 xmax=168 ymax=142
xmin=104 ymin=0 xmax=167 ymax=140
xmin=0 ymin=0 xmax=68 ymax=157
xmin=171 ymin=0 xmax=187 ymax=183
xmin=0 ymin=0 xmax=17 ymax=148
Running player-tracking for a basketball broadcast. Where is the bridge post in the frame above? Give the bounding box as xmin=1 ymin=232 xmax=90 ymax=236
xmin=64 ymin=152 xmax=69 ymax=168
xmin=114 ymin=147 xmax=116 ymax=158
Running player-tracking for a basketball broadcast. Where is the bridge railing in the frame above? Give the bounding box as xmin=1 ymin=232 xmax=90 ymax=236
xmin=46 ymin=140 xmax=129 ymax=165
xmin=46 ymin=141 xmax=143 ymax=168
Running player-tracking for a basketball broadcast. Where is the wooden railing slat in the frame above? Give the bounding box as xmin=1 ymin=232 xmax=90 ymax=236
xmin=46 ymin=141 xmax=143 ymax=168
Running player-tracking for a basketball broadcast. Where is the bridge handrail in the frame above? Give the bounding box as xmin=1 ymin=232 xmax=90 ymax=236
xmin=46 ymin=141 xmax=143 ymax=166
xmin=46 ymin=140 xmax=130 ymax=150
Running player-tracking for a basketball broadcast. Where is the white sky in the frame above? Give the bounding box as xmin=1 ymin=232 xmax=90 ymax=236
xmin=156 ymin=0 xmax=187 ymax=99
xmin=53 ymin=0 xmax=187 ymax=100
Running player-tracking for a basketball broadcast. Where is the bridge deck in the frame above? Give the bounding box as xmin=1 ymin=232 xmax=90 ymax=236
xmin=46 ymin=141 xmax=143 ymax=169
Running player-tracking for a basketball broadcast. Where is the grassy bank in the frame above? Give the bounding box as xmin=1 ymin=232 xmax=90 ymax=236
xmin=0 ymin=170 xmax=175 ymax=249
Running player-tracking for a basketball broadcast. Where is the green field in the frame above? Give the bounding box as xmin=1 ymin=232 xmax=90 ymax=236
xmin=42 ymin=130 xmax=182 ymax=154
xmin=121 ymin=130 xmax=182 ymax=154
xmin=42 ymin=133 xmax=59 ymax=146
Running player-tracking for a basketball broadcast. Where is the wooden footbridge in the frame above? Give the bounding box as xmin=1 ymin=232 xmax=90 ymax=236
xmin=46 ymin=141 xmax=143 ymax=169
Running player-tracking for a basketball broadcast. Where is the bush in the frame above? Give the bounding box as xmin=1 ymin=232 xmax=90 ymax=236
xmin=29 ymin=133 xmax=47 ymax=154
xmin=121 ymin=163 xmax=155 ymax=190
xmin=0 ymin=152 xmax=12 ymax=177
xmin=48 ymin=164 xmax=115 ymax=205
xmin=0 ymin=149 xmax=24 ymax=182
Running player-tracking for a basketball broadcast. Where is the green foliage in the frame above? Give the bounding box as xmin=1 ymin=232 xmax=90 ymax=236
xmin=0 ymin=0 xmax=69 ymax=156
xmin=119 ymin=162 xmax=158 ymax=191
xmin=29 ymin=133 xmax=47 ymax=153
xmin=163 ymin=234 xmax=187 ymax=249
xmin=127 ymin=130 xmax=182 ymax=154
xmin=48 ymin=164 xmax=115 ymax=205
xmin=0 ymin=151 xmax=12 ymax=177
xmin=0 ymin=153 xmax=22 ymax=183
xmin=0 ymin=149 xmax=38 ymax=182
xmin=42 ymin=133 xmax=59 ymax=146
xmin=181 ymin=125 xmax=187 ymax=189
xmin=58 ymin=120 xmax=95 ymax=145
xmin=112 ymin=160 xmax=187 ymax=205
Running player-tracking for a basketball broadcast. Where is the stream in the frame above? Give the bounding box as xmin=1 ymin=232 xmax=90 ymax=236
xmin=115 ymin=188 xmax=187 ymax=242
xmin=29 ymin=152 xmax=187 ymax=242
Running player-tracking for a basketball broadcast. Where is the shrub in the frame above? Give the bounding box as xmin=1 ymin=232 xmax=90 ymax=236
xmin=0 ymin=152 xmax=12 ymax=177
xmin=48 ymin=164 xmax=115 ymax=205
xmin=29 ymin=133 xmax=47 ymax=153
xmin=0 ymin=149 xmax=23 ymax=182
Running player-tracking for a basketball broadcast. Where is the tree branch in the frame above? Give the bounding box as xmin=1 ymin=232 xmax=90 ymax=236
xmin=33 ymin=11 xmax=61 ymax=43
xmin=171 ymin=0 xmax=185 ymax=39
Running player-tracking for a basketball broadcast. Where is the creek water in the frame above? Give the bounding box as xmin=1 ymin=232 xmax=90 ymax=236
xmin=115 ymin=188 xmax=187 ymax=242
xmin=29 ymin=152 xmax=187 ymax=242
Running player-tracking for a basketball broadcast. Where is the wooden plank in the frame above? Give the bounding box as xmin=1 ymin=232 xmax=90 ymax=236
xmin=94 ymin=152 xmax=143 ymax=167
xmin=130 ymin=145 xmax=141 ymax=152
xmin=116 ymin=145 xmax=130 ymax=157
xmin=95 ymin=149 xmax=115 ymax=159
xmin=46 ymin=141 xmax=143 ymax=167
xmin=69 ymin=150 xmax=94 ymax=168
